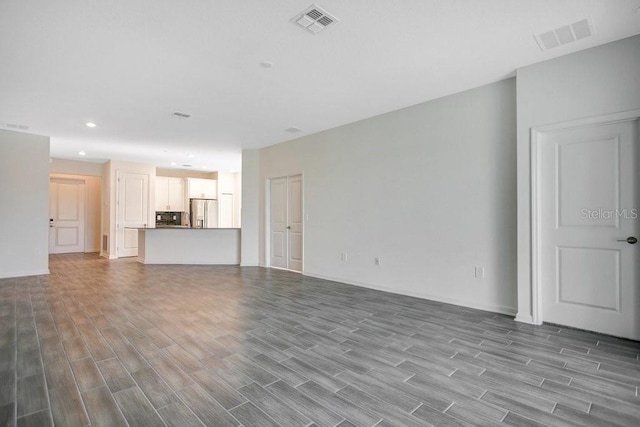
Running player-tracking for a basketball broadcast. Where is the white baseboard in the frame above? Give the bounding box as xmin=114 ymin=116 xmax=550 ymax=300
xmin=514 ymin=313 xmax=534 ymax=324
xmin=303 ymin=270 xmax=517 ymax=317
xmin=0 ymin=268 xmax=50 ymax=279
xmin=515 ymin=312 xmax=543 ymax=325
xmin=100 ymin=252 xmax=117 ymax=260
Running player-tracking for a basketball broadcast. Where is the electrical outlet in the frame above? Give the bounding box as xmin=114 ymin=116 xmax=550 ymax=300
xmin=474 ymin=266 xmax=484 ymax=279
xmin=374 ymin=257 xmax=381 ymax=266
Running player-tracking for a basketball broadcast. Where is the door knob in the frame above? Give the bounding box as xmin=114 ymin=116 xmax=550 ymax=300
xmin=617 ymin=237 xmax=638 ymax=244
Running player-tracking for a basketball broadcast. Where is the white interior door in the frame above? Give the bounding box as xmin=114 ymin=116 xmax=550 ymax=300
xmin=288 ymin=175 xmax=303 ymax=272
xmin=49 ymin=178 xmax=85 ymax=254
xmin=540 ymin=119 xmax=639 ymax=340
xmin=270 ymin=177 xmax=288 ymax=269
xmin=117 ymin=171 xmax=149 ymax=258
xmin=269 ymin=175 xmax=303 ymax=272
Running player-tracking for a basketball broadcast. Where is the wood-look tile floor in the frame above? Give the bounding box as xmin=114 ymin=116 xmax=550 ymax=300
xmin=1 ymin=254 xmax=639 ymax=426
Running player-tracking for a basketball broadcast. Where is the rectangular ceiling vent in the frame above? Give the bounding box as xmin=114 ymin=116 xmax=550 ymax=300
xmin=3 ymin=122 xmax=30 ymax=130
xmin=172 ymin=112 xmax=191 ymax=119
xmin=292 ymin=4 xmax=338 ymax=34
xmin=534 ymin=19 xmax=592 ymax=51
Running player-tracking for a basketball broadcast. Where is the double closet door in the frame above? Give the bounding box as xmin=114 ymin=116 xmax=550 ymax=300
xmin=270 ymin=175 xmax=303 ymax=272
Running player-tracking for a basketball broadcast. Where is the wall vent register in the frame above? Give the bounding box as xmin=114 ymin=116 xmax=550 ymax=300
xmin=292 ymin=4 xmax=338 ymax=34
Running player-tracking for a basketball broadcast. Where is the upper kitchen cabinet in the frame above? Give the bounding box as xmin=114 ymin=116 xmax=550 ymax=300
xmin=156 ymin=176 xmax=185 ymax=211
xmin=187 ymin=178 xmax=217 ymax=199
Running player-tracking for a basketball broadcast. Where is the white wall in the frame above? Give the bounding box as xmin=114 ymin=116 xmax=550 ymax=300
xmin=102 ymin=162 xmax=111 ymax=257
xmin=516 ymin=34 xmax=640 ymax=323
xmin=50 ymin=158 xmax=104 ymax=176
xmin=234 ymin=172 xmax=242 ymax=228
xmin=155 ymin=168 xmax=217 ymax=179
xmin=217 ymin=172 xmax=242 ymax=228
xmin=0 ymin=130 xmax=50 ymax=278
xmin=241 ymin=150 xmax=260 ymax=266
xmin=244 ymin=79 xmax=518 ymax=314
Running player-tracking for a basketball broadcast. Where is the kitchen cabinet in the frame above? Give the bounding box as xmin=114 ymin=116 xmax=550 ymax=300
xmin=187 ymin=178 xmax=217 ymax=199
xmin=156 ymin=177 xmax=185 ymax=211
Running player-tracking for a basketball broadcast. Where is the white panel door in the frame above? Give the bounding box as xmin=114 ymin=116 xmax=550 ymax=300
xmin=269 ymin=175 xmax=303 ymax=272
xmin=219 ymin=193 xmax=234 ymax=228
xmin=270 ymin=177 xmax=287 ymax=269
xmin=288 ymin=175 xmax=303 ymax=272
xmin=540 ymin=120 xmax=639 ymax=340
xmin=49 ymin=178 xmax=85 ymax=254
xmin=117 ymin=171 xmax=149 ymax=258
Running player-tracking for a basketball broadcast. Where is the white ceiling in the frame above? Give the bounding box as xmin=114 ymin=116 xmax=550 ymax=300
xmin=1 ymin=1 xmax=639 ymax=172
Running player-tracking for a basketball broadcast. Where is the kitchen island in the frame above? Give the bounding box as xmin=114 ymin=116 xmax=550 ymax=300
xmin=137 ymin=228 xmax=240 ymax=265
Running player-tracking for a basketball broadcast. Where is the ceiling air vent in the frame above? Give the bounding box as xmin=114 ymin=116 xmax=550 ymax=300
xmin=534 ymin=19 xmax=592 ymax=51
xmin=172 ymin=112 xmax=191 ymax=119
xmin=4 ymin=123 xmax=29 ymax=130
xmin=292 ymin=4 xmax=338 ymax=34
xmin=285 ymin=127 xmax=303 ymax=133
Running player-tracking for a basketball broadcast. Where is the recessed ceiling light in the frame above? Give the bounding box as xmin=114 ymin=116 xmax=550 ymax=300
xmin=170 ymin=162 xmax=177 ymax=166
xmin=260 ymin=61 xmax=273 ymax=68
xmin=187 ymin=153 xmax=195 ymax=158
xmin=202 ymin=166 xmax=207 ymax=169
xmin=86 ymin=122 xmax=96 ymax=128
xmin=78 ymin=151 xmax=86 ymax=156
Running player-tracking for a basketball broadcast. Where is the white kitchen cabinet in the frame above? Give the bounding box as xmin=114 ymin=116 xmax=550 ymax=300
xmin=187 ymin=178 xmax=217 ymax=199
xmin=156 ymin=177 xmax=185 ymax=211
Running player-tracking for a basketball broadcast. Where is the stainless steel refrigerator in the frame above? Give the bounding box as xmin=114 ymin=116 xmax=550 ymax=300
xmin=189 ymin=198 xmax=218 ymax=228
